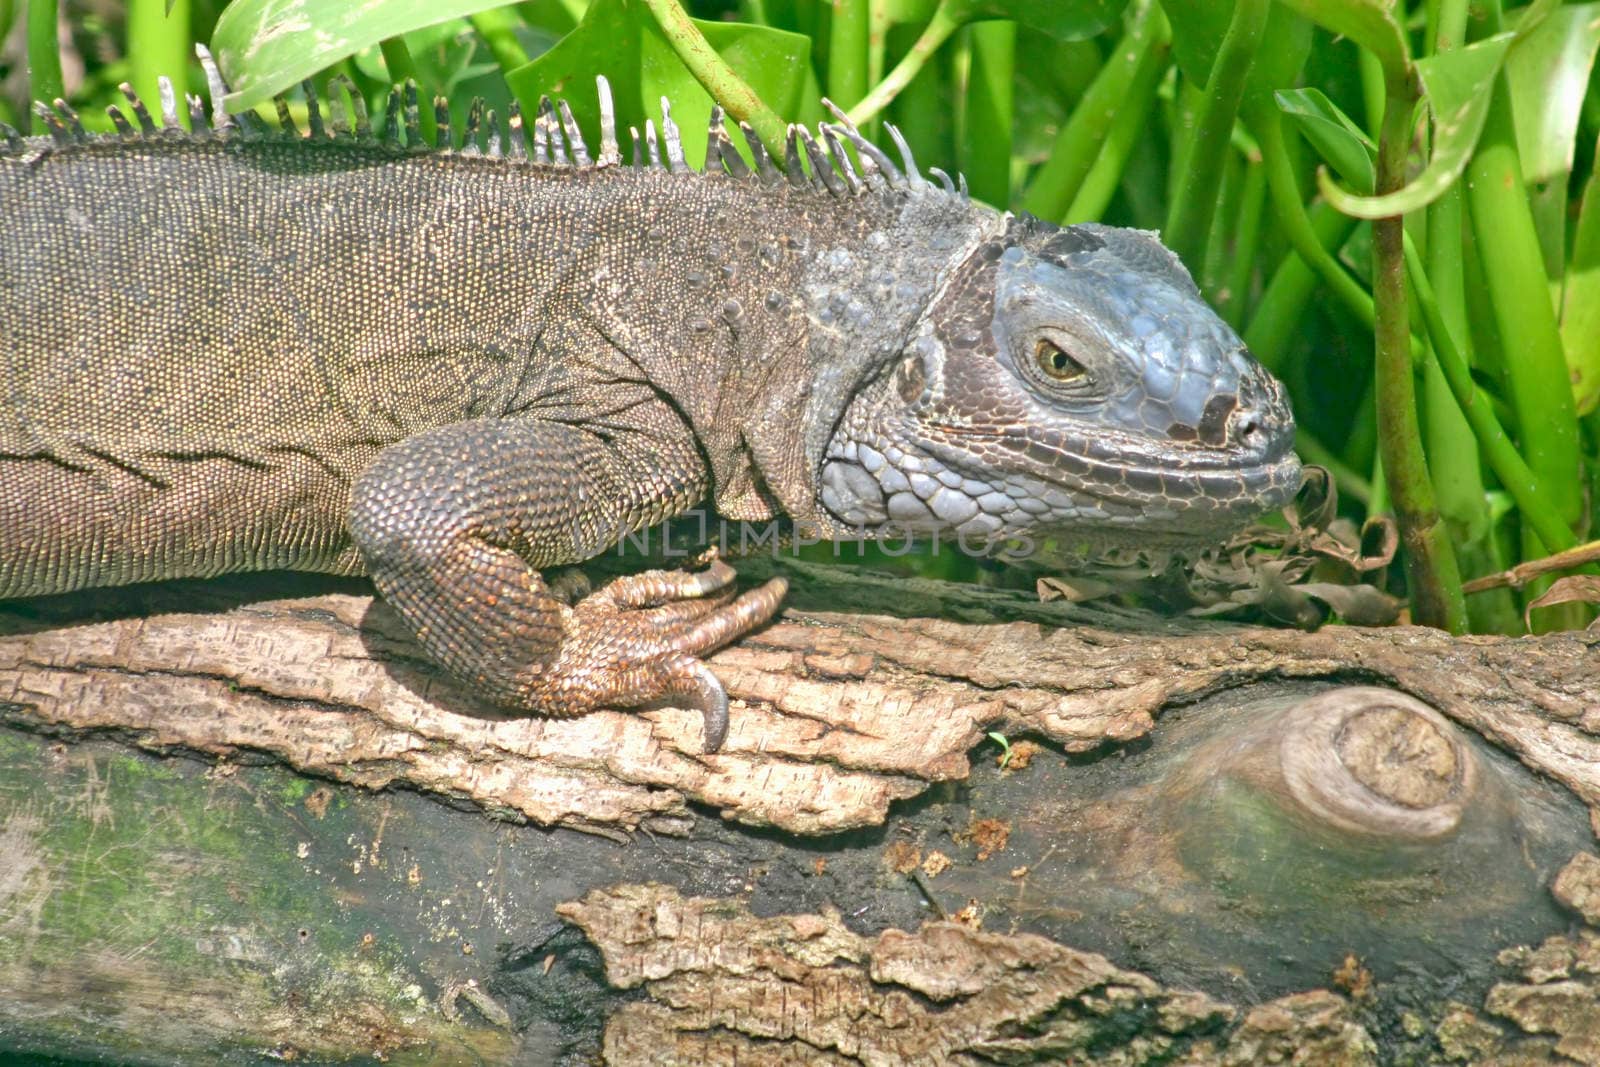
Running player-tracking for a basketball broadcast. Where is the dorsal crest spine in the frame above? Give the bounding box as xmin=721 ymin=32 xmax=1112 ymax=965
xmin=0 ymin=44 xmax=967 ymax=206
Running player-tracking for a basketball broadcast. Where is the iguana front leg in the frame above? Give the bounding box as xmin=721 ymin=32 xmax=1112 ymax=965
xmin=348 ymin=417 xmax=786 ymax=752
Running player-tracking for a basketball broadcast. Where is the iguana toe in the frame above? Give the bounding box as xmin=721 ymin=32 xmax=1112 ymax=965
xmin=561 ymin=565 xmax=788 ymax=751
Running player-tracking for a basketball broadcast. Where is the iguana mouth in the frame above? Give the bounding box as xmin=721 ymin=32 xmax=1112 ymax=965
xmin=925 ymin=420 xmax=1299 ymax=481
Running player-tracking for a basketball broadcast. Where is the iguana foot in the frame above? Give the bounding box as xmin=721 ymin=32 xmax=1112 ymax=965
xmin=350 ymin=418 xmax=787 ymax=751
xmin=365 ymin=532 xmax=786 ymax=750
xmin=546 ymin=560 xmax=788 ymax=751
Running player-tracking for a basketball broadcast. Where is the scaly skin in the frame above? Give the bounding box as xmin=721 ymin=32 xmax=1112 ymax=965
xmin=820 ymin=219 xmax=1301 ymax=547
xmin=0 ymin=66 xmax=1299 ymax=751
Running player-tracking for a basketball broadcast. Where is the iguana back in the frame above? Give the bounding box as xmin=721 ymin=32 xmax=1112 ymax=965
xmin=1 ymin=100 xmax=971 ymax=591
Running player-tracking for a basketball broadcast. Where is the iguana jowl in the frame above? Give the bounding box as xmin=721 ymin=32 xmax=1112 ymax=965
xmin=0 ymin=53 xmax=1301 ymax=752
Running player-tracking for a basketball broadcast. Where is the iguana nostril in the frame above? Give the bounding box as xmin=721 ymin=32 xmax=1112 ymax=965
xmin=1196 ymin=393 xmax=1238 ymax=447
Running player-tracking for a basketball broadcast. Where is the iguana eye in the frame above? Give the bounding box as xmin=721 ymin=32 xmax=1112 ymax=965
xmin=1035 ymin=339 xmax=1086 ymax=382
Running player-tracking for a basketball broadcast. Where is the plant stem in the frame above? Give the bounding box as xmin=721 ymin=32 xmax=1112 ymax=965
xmin=1164 ymin=0 xmax=1269 ymax=270
xmin=959 ymin=20 xmax=1014 ymax=207
xmin=379 ymin=37 xmax=416 ymax=82
xmin=1373 ymin=82 xmax=1465 ymax=632
xmin=1423 ymin=192 xmax=1508 ymax=627
xmin=829 ymin=0 xmax=869 ymax=108
xmin=1219 ymin=156 xmax=1266 ymax=326
xmin=1463 ymin=0 xmax=1584 ymax=597
xmin=846 ymin=0 xmax=961 ymax=125
xmin=1434 ymin=0 xmax=1471 ymax=49
xmin=1243 ymin=200 xmax=1358 ymax=371
xmin=864 ymin=0 xmax=888 ymax=137
xmin=640 ymin=0 xmax=787 ymax=158
xmin=1415 ymin=0 xmax=1508 ymax=625
xmin=128 ymin=0 xmax=191 ymax=129
xmin=866 ymin=0 xmax=889 ymax=84
xmin=1460 ymin=539 xmax=1600 ymax=594
xmin=1062 ymin=26 xmax=1171 ymax=223
xmin=1463 ymin=80 xmax=1583 ymax=543
xmin=883 ymin=20 xmax=943 ymax=153
xmin=1200 ymin=149 xmax=1243 ymax=300
xmin=1246 ymin=96 xmax=1434 ymax=374
xmin=1404 ymin=239 xmax=1577 ymax=554
xmin=26 ymin=0 xmax=63 ymax=130
xmin=1022 ymin=0 xmax=1168 ymax=221
xmin=1562 ymin=156 xmax=1600 ymax=416
xmin=1246 ymin=100 xmax=1376 ymax=333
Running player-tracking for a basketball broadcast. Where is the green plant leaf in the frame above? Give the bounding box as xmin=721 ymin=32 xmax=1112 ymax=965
xmin=1276 ymin=87 xmax=1374 ymax=194
xmin=504 ymin=0 xmax=816 ymax=172
xmin=1504 ymin=3 xmax=1600 ymax=286
xmin=1247 ymin=4 xmax=1313 ymax=99
xmin=1505 ymin=2 xmax=1600 ymax=186
xmin=1273 ymin=0 xmax=1411 ymax=88
xmin=950 ymin=0 xmax=1125 ymax=41
xmin=882 ymin=0 xmax=939 ymax=22
xmin=1165 ymin=0 xmax=1307 ymax=93
xmin=1563 ymin=169 xmax=1600 ymax=414
xmin=1160 ymin=0 xmax=1232 ymax=86
xmin=1319 ymin=32 xmax=1512 ymax=219
xmin=211 ymin=0 xmax=523 ymax=111
xmin=986 ymin=730 xmax=1012 ymax=769
xmin=351 ymin=20 xmax=502 ymax=97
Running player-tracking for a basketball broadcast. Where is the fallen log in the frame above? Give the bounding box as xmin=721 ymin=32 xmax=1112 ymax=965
xmin=1 ymin=561 xmax=1596 ymax=1063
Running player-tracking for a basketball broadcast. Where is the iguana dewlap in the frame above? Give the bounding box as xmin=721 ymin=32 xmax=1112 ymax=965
xmin=0 ymin=54 xmax=1301 ymax=752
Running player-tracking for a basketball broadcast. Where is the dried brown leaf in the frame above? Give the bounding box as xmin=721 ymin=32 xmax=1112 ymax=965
xmin=1294 ymin=466 xmax=1339 ymax=531
xmin=1298 ymin=582 xmax=1403 ymax=627
xmin=1525 ymin=576 xmax=1600 ymax=632
xmin=1036 ymin=575 xmax=1117 ymax=604
xmin=1034 ymin=465 xmax=1399 ymax=629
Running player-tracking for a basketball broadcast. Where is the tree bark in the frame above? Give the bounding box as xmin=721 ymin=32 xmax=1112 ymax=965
xmin=1 ymin=561 xmax=1597 ymax=1063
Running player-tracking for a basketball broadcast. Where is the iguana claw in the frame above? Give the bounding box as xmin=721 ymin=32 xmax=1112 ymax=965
xmin=565 ymin=563 xmax=787 ymax=752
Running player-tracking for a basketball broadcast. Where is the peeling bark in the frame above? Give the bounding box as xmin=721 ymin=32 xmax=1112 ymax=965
xmin=559 ymin=883 xmax=1392 ymax=1065
xmin=2 ymin=562 xmax=1596 ymax=836
xmin=2 ymin=563 xmax=1599 ymax=1063
xmin=560 ymin=882 xmax=1247 ymax=1065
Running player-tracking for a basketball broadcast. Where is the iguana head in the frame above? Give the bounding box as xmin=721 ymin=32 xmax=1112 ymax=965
xmin=817 ymin=216 xmax=1301 ymax=551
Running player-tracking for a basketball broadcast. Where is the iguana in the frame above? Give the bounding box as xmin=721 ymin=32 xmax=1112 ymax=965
xmin=0 ymin=51 xmax=1301 ymax=752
